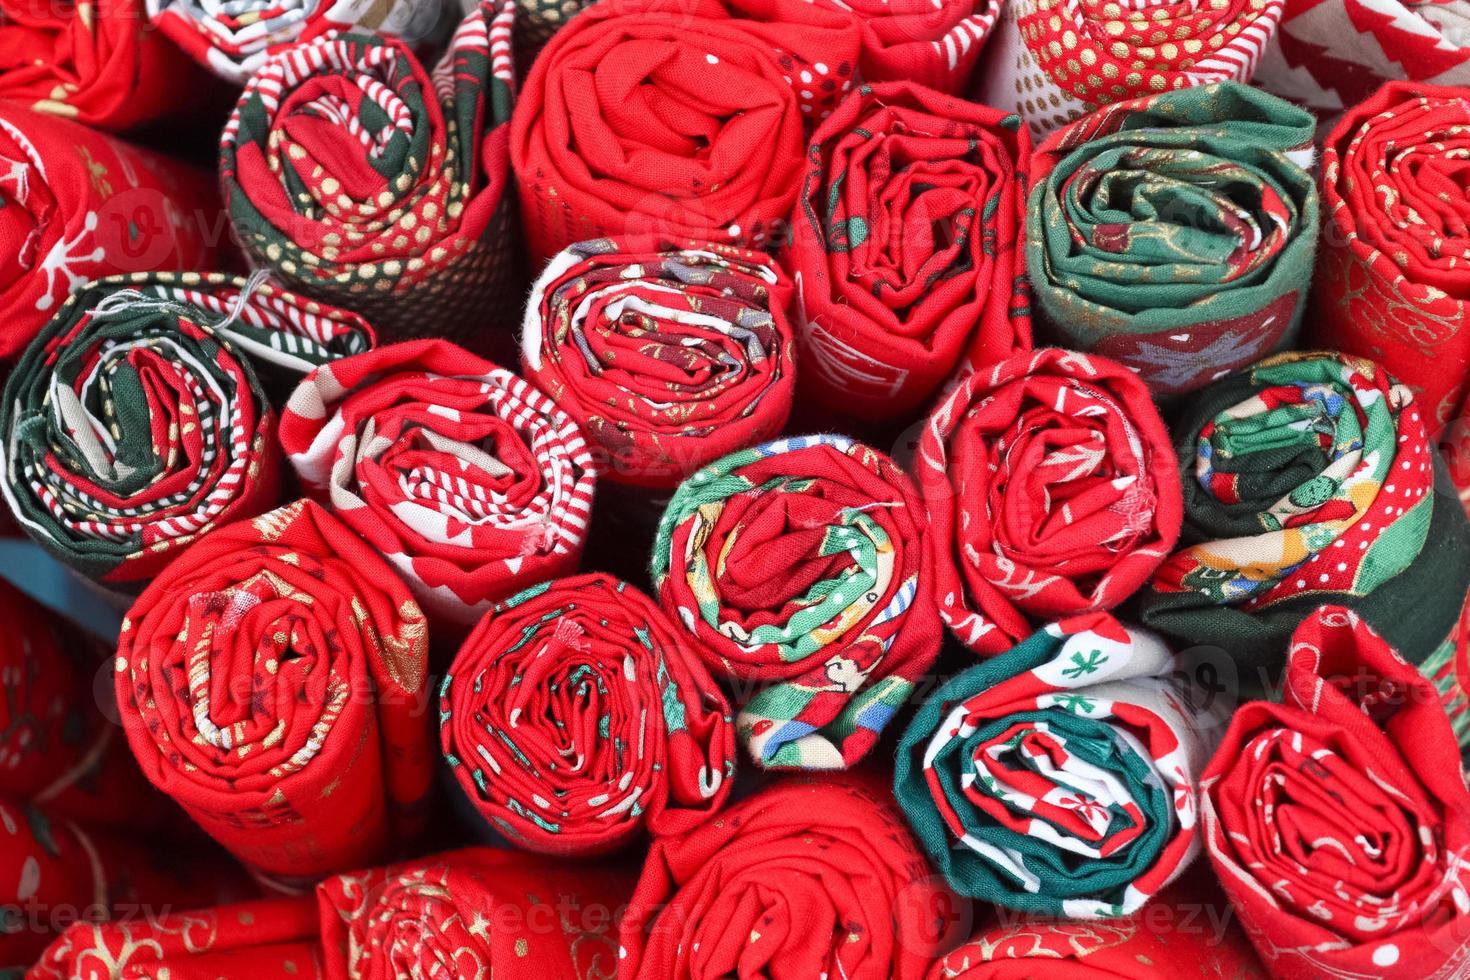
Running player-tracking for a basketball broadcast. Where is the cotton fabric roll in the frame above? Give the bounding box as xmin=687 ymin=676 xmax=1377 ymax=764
xmin=823 ymin=0 xmax=1002 ymax=92
xmin=0 ymin=272 xmax=374 ymax=588
xmin=915 ymin=349 xmax=1181 ymax=655
xmin=522 ymin=237 xmax=796 ymax=488
xmin=1027 ymin=82 xmax=1318 ymax=395
xmin=115 ymin=499 xmax=433 ymax=880
xmin=281 ymin=340 xmax=597 ymax=626
xmin=787 ymin=81 xmax=1031 ymax=419
xmin=440 ymin=574 xmax=735 ymax=855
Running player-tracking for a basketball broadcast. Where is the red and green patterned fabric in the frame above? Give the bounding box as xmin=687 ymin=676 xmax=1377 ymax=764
xmin=619 ymin=777 xmax=954 ymax=980
xmin=440 ymin=573 xmax=735 ymax=855
xmin=523 ymin=237 xmax=796 ymax=488
xmin=0 ymin=272 xmax=374 ymax=588
xmin=0 ymin=0 xmax=210 ymax=131
xmin=0 ymin=108 xmax=220 ymax=360
xmin=317 ymin=847 xmax=633 ymax=978
xmin=652 ymin=434 xmax=942 ymax=770
xmin=1027 ymin=82 xmax=1319 ymax=395
xmin=1420 ymin=590 xmax=1470 ymax=755
xmin=915 ymin=349 xmax=1181 ymax=656
xmin=1140 ymin=351 xmax=1470 ymax=672
xmin=220 ymin=0 xmax=521 ymax=350
xmin=787 ymin=81 xmax=1031 ymax=419
xmin=1202 ymin=606 xmax=1470 ymax=979
xmin=894 ymin=613 xmax=1222 ymax=918
xmin=1312 ymin=81 xmax=1470 ymax=430
xmin=114 ymin=499 xmax=434 ymax=881
xmin=280 ymin=339 xmax=598 ymax=627
xmin=28 ymin=896 xmax=321 ymax=979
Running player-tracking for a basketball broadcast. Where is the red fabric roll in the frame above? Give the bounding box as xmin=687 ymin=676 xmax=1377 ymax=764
xmin=619 ymin=777 xmax=954 ymax=980
xmin=824 ymin=0 xmax=1001 ymax=93
xmin=27 ymin=896 xmax=320 ymax=979
xmin=316 ymin=847 xmax=634 ymax=978
xmin=786 ymin=80 xmax=1031 ymax=418
xmin=280 ymin=340 xmax=599 ymax=626
xmin=440 ymin=573 xmax=735 ymax=855
xmin=1202 ymin=606 xmax=1470 ymax=978
xmin=522 ymin=236 xmax=796 ymax=488
xmin=0 ymin=107 xmax=220 ymax=360
xmin=114 ymin=499 xmax=434 ymax=881
xmin=914 ymin=349 xmax=1181 ymax=655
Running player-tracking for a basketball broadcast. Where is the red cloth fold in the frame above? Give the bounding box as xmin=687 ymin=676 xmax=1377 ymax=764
xmin=825 ymin=0 xmax=1000 ymax=93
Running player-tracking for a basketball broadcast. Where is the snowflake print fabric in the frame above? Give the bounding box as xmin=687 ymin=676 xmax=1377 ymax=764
xmin=522 ymin=237 xmax=796 ymax=488
xmin=0 ymin=108 xmax=219 ymax=360
xmin=220 ymin=0 xmax=521 ymax=350
xmin=786 ymin=81 xmax=1032 ymax=419
xmin=618 ymin=777 xmax=953 ymax=980
xmin=915 ymin=349 xmax=1181 ymax=656
xmin=280 ymin=339 xmax=597 ymax=626
xmin=974 ymin=0 xmax=1285 ymax=140
xmin=114 ymin=499 xmax=434 ymax=881
xmin=1202 ymin=607 xmax=1470 ymax=979
xmin=0 ymin=272 xmax=374 ymax=588
xmin=894 ymin=613 xmax=1222 ymax=918
xmin=1140 ymin=351 xmax=1470 ymax=672
xmin=440 ymin=573 xmax=735 ymax=855
xmin=1027 ymin=82 xmax=1319 ymax=396
xmin=651 ymin=434 xmax=942 ymax=770
xmin=317 ymin=847 xmax=633 ymax=978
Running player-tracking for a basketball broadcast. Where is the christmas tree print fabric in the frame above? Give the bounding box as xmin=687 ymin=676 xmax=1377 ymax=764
xmin=1255 ymin=0 xmax=1470 ymax=122
xmin=974 ymin=0 xmax=1285 ymax=140
xmin=1202 ymin=606 xmax=1470 ymax=979
xmin=1312 ymin=81 xmax=1470 ymax=430
xmin=114 ymin=499 xmax=434 ymax=880
xmin=652 ymin=434 xmax=942 ymax=770
xmin=894 ymin=613 xmax=1222 ymax=918
xmin=512 ymin=0 xmax=809 ymax=267
xmin=28 ymin=895 xmax=321 ymax=980
xmin=1139 ymin=351 xmax=1470 ymax=672
xmin=0 ymin=0 xmax=208 ymax=131
xmin=523 ymin=237 xmax=796 ymax=488
xmin=786 ymin=80 xmax=1032 ymax=419
xmin=317 ymin=847 xmax=633 ymax=978
xmin=0 ymin=272 xmax=374 ymax=588
xmin=220 ymin=0 xmax=521 ymax=349
xmin=280 ymin=339 xmax=597 ymax=626
xmin=619 ymin=777 xmax=954 ymax=980
xmin=0 ymin=107 xmax=220 ymax=360
xmin=915 ymin=349 xmax=1181 ymax=656
xmin=1027 ymin=82 xmax=1319 ymax=396
xmin=440 ymin=573 xmax=735 ymax=855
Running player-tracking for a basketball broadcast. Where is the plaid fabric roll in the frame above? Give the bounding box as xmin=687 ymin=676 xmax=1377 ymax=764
xmin=0 ymin=0 xmax=208 ymax=131
xmin=1028 ymin=82 xmax=1319 ymax=396
xmin=220 ymin=1 xmax=522 ymax=349
xmin=114 ymin=499 xmax=434 ymax=880
xmin=1312 ymin=82 xmax=1470 ymax=431
xmin=29 ymin=896 xmax=321 ymax=979
xmin=1256 ymin=0 xmax=1470 ymax=122
xmin=894 ymin=613 xmax=1221 ymax=917
xmin=652 ymin=434 xmax=942 ymax=770
xmin=440 ymin=573 xmax=735 ymax=855
xmin=280 ymin=339 xmax=597 ymax=626
xmin=975 ymin=0 xmax=1284 ymax=140
xmin=1 ymin=272 xmax=374 ymax=588
xmin=1140 ymin=351 xmax=1470 ymax=672
xmin=523 ymin=237 xmax=796 ymax=488
xmin=619 ymin=778 xmax=952 ymax=980
xmin=787 ymin=81 xmax=1031 ymax=419
xmin=149 ymin=0 xmax=442 ymax=84
xmin=318 ymin=847 xmax=633 ymax=977
xmin=512 ymin=0 xmax=812 ymax=267
xmin=0 ymin=107 xmax=220 ymax=360
xmin=1202 ymin=607 xmax=1470 ymax=978
xmin=915 ymin=349 xmax=1181 ymax=656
